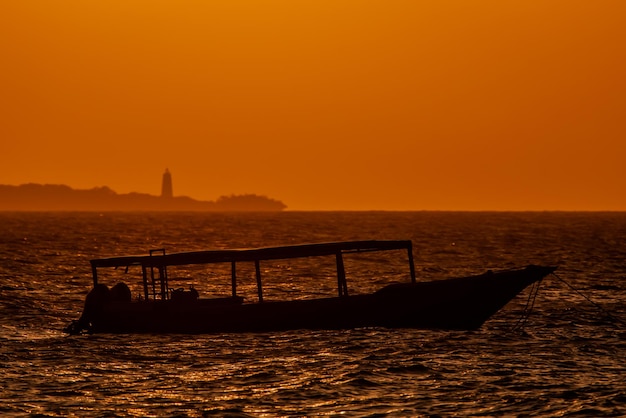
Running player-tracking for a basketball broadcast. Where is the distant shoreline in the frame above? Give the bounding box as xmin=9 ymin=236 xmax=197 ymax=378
xmin=0 ymin=183 xmax=287 ymax=212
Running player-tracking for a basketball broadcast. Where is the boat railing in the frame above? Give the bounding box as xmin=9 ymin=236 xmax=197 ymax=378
xmin=147 ymin=248 xmax=168 ymax=301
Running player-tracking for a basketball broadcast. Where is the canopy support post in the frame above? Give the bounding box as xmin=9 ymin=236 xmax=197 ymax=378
xmin=336 ymin=252 xmax=348 ymax=297
xmin=255 ymin=260 xmax=263 ymax=302
xmin=231 ymin=262 xmax=237 ymax=297
xmin=408 ymin=244 xmax=416 ymax=284
xmin=159 ymin=266 xmax=168 ymax=300
xmin=142 ymin=265 xmax=149 ymax=300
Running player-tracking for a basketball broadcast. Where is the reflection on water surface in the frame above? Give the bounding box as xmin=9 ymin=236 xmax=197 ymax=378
xmin=0 ymin=212 xmax=625 ymax=416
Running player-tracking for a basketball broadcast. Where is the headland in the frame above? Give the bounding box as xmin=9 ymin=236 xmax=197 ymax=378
xmin=0 ymin=183 xmax=287 ymax=212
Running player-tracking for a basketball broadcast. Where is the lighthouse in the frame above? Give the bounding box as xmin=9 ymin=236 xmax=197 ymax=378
xmin=161 ymin=169 xmax=173 ymax=198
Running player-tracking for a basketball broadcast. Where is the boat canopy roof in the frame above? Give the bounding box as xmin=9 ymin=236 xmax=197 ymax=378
xmin=90 ymin=240 xmax=413 ymax=269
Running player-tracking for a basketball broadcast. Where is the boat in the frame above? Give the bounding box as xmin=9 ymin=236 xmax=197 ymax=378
xmin=65 ymin=240 xmax=556 ymax=334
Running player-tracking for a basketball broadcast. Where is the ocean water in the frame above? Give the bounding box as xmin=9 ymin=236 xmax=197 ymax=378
xmin=0 ymin=211 xmax=625 ymax=417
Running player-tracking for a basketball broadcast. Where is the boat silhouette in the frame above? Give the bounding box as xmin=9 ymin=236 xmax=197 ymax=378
xmin=66 ymin=240 xmax=555 ymax=334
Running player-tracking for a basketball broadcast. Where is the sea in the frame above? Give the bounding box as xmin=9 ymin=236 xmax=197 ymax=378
xmin=0 ymin=211 xmax=625 ymax=417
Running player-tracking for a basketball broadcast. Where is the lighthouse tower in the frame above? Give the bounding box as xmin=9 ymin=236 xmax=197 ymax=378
xmin=161 ymin=169 xmax=173 ymax=198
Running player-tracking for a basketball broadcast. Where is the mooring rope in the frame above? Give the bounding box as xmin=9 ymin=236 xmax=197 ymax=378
xmin=552 ymin=272 xmax=625 ymax=325
xmin=511 ymin=279 xmax=541 ymax=331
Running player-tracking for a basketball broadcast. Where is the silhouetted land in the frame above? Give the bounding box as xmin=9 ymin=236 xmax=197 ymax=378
xmin=0 ymin=184 xmax=287 ymax=211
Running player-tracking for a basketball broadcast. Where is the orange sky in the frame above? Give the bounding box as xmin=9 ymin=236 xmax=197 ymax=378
xmin=1 ymin=1 xmax=625 ymax=210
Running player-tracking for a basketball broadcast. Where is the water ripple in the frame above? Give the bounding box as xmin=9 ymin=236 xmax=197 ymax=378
xmin=0 ymin=212 xmax=625 ymax=416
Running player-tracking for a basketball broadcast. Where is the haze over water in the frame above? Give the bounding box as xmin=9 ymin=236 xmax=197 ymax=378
xmin=3 ymin=1 xmax=625 ymax=211
xmin=1 ymin=211 xmax=625 ymax=416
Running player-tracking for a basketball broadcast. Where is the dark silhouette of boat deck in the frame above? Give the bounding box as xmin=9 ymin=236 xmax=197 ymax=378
xmin=67 ymin=240 xmax=555 ymax=334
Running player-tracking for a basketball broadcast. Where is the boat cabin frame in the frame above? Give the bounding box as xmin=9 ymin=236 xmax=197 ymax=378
xmin=89 ymin=240 xmax=416 ymax=302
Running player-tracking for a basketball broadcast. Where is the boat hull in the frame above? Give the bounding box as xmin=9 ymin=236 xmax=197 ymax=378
xmin=76 ymin=265 xmax=555 ymax=334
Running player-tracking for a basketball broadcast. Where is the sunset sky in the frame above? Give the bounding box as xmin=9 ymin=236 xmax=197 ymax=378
xmin=1 ymin=1 xmax=624 ymax=210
